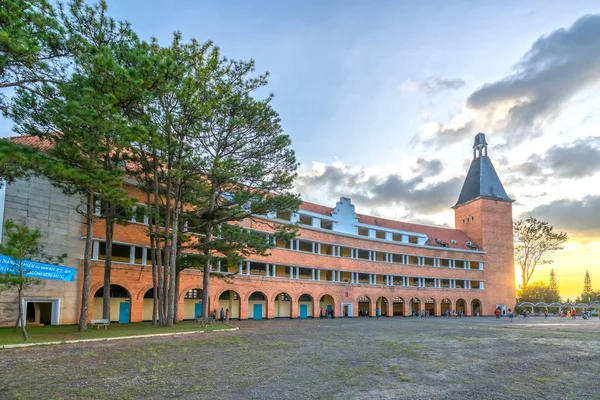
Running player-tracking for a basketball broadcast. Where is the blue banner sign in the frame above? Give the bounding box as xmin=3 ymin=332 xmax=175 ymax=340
xmin=0 ymin=255 xmax=76 ymax=282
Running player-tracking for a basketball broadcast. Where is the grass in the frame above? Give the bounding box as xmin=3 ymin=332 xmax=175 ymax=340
xmin=0 ymin=321 xmax=232 ymax=346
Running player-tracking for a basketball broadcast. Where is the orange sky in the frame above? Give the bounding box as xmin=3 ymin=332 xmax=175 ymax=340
xmin=514 ymin=239 xmax=600 ymax=300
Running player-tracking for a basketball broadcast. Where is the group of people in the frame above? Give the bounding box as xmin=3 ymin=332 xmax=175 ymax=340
xmin=319 ymin=308 xmax=334 ymax=319
xmin=558 ymin=309 xmax=594 ymax=319
xmin=444 ymin=309 xmax=463 ymax=318
xmin=211 ymin=308 xmax=230 ymax=323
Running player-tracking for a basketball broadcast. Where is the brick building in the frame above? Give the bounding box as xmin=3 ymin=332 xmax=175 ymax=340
xmin=0 ymin=133 xmax=516 ymax=325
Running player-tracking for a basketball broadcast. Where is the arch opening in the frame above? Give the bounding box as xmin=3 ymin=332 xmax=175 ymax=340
xmin=410 ymin=297 xmax=420 ymax=316
xmin=393 ymin=297 xmax=404 ymax=316
xmin=248 ymin=291 xmax=267 ymax=320
xmin=93 ymin=285 xmax=131 ymax=323
xmin=358 ymin=295 xmax=371 ymax=317
xmin=298 ymin=294 xmax=313 ymax=318
xmin=218 ymin=290 xmax=240 ymax=320
xmin=274 ymin=292 xmax=292 ymax=318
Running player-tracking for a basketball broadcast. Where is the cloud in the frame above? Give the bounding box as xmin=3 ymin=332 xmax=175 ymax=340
xmin=544 ymin=136 xmax=600 ymax=178
xmin=295 ymin=163 xmax=461 ymax=215
xmin=523 ymin=195 xmax=600 ymax=237
xmin=413 ymin=158 xmax=443 ymax=176
xmin=421 ymin=14 xmax=600 ymax=145
xmin=401 ymin=77 xmax=466 ymax=94
xmin=506 ymin=136 xmax=600 ymax=184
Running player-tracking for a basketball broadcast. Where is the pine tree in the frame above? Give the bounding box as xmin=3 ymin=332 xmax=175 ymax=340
xmin=549 ymin=268 xmax=558 ymax=291
xmin=7 ymin=2 xmax=145 ymax=331
xmin=582 ymin=270 xmax=592 ymax=302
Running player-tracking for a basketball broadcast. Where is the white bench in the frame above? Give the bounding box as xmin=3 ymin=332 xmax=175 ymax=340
xmin=90 ymin=319 xmax=110 ymax=330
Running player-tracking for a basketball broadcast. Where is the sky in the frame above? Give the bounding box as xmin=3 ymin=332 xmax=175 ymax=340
xmin=3 ymin=1 xmax=600 ymax=299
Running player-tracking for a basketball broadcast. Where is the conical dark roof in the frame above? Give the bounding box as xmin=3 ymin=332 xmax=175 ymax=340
xmin=454 ymin=156 xmax=512 ymax=207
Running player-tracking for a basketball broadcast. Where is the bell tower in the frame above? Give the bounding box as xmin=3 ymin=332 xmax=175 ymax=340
xmin=453 ymin=133 xmax=516 ymax=313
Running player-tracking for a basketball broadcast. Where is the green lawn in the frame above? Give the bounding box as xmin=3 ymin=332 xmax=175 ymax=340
xmin=0 ymin=321 xmax=231 ymax=346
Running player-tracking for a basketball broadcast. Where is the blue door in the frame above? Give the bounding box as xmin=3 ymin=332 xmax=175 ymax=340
xmin=194 ymin=303 xmax=203 ymax=318
xmin=300 ymin=304 xmax=308 ymax=319
xmin=253 ymin=304 xmax=262 ymax=320
xmin=119 ymin=302 xmax=130 ymax=324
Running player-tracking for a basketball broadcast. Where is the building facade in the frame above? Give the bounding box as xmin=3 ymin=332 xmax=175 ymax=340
xmin=0 ymin=133 xmax=516 ymax=325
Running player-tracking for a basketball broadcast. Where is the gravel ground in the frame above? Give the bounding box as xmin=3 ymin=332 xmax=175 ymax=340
xmin=1 ymin=317 xmax=599 ymax=400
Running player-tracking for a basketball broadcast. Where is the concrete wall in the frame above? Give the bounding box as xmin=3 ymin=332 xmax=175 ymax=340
xmin=0 ymin=177 xmax=84 ymax=326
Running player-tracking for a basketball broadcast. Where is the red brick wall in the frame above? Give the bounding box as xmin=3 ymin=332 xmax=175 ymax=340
xmin=455 ymin=199 xmax=516 ymax=313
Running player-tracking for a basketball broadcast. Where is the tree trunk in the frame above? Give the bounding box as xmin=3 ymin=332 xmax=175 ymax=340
xmin=152 ymin=152 xmax=165 ymax=326
xmin=78 ymin=191 xmax=95 ymax=332
xmin=201 ymin=189 xmax=217 ymax=318
xmin=173 ymin=268 xmax=180 ymax=324
xmin=166 ymin=190 xmax=180 ymax=327
xmin=102 ymin=204 xmax=114 ymax=320
xmin=147 ymin=191 xmax=158 ymax=326
xmin=17 ymin=287 xmax=28 ymax=341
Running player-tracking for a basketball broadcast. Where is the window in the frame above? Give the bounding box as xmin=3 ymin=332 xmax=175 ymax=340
xmin=298 ymin=294 xmax=312 ymax=301
xmin=134 ymin=206 xmax=147 ymax=224
xmin=276 ymin=238 xmax=291 ymax=249
xmin=219 ymin=291 xmax=239 ymax=300
xmin=358 ymin=227 xmax=369 ymax=237
xmin=299 ymin=214 xmax=312 ymax=226
xmin=440 ymin=279 xmax=450 ymax=288
xmin=134 ymin=247 xmax=144 ymax=264
xmin=407 ymin=255 xmax=418 ymax=265
xmin=373 ymin=252 xmax=386 ymax=262
xmin=249 ymin=292 xmax=266 ymax=301
xmin=393 ymin=297 xmax=403 ymax=304
xmin=249 ymin=262 xmax=267 ymax=276
xmin=98 ymin=242 xmax=131 ymax=263
xmin=471 ymin=281 xmax=481 ymax=289
xmin=94 ymin=285 xmax=129 ymax=298
xmin=358 ymin=296 xmax=370 ymax=303
xmin=277 ymin=211 xmax=291 ymax=221
xmin=319 ymin=244 xmax=334 ymax=256
xmin=185 ymin=289 xmax=202 ymax=299
xmin=375 ymin=230 xmax=386 ymax=239
xmin=298 ymin=240 xmax=313 ymax=253
xmin=277 ymin=293 xmax=290 ymax=301
xmin=424 ymin=278 xmax=435 ymax=288
xmin=423 ymin=257 xmax=434 ymax=267
xmin=358 ymin=273 xmax=370 ymax=284
xmin=409 ymin=277 xmax=419 ymax=287
xmin=339 ymin=247 xmax=352 ymax=258
xmin=455 ymin=260 xmax=466 ymax=269
xmin=408 ymin=236 xmax=419 ymax=244
xmin=439 ymin=259 xmax=450 ymax=268
xmin=356 ymin=249 xmax=370 ymax=260
xmin=298 ymin=268 xmax=312 ymax=279
xmin=145 ymin=248 xmax=153 ymax=265
xmin=391 ymin=254 xmax=403 ymax=264
xmin=455 ymin=280 xmax=465 ymax=289
xmin=393 ymin=276 xmax=404 ymax=285
xmin=392 ymin=233 xmax=402 ymax=242
xmin=320 ymin=220 xmax=333 ymax=230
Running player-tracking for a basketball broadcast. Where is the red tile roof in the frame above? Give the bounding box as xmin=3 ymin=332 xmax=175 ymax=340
xmin=9 ymin=135 xmax=53 ymax=151
xmin=300 ymin=199 xmax=478 ymax=250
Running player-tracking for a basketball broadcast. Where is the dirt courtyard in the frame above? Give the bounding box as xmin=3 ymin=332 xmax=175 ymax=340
xmin=1 ymin=316 xmax=599 ymax=399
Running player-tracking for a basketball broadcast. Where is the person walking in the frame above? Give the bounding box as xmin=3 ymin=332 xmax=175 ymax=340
xmin=225 ymin=308 xmax=230 ymax=324
xmin=220 ymin=308 xmax=225 ymax=322
xmin=544 ymin=310 xmax=548 ymax=319
xmin=212 ymin=309 xmax=217 ymax=321
xmin=376 ymin=308 xmax=380 ymax=319
xmin=320 ymin=308 xmax=324 ymax=319
xmin=508 ymin=308 xmax=514 ymax=322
